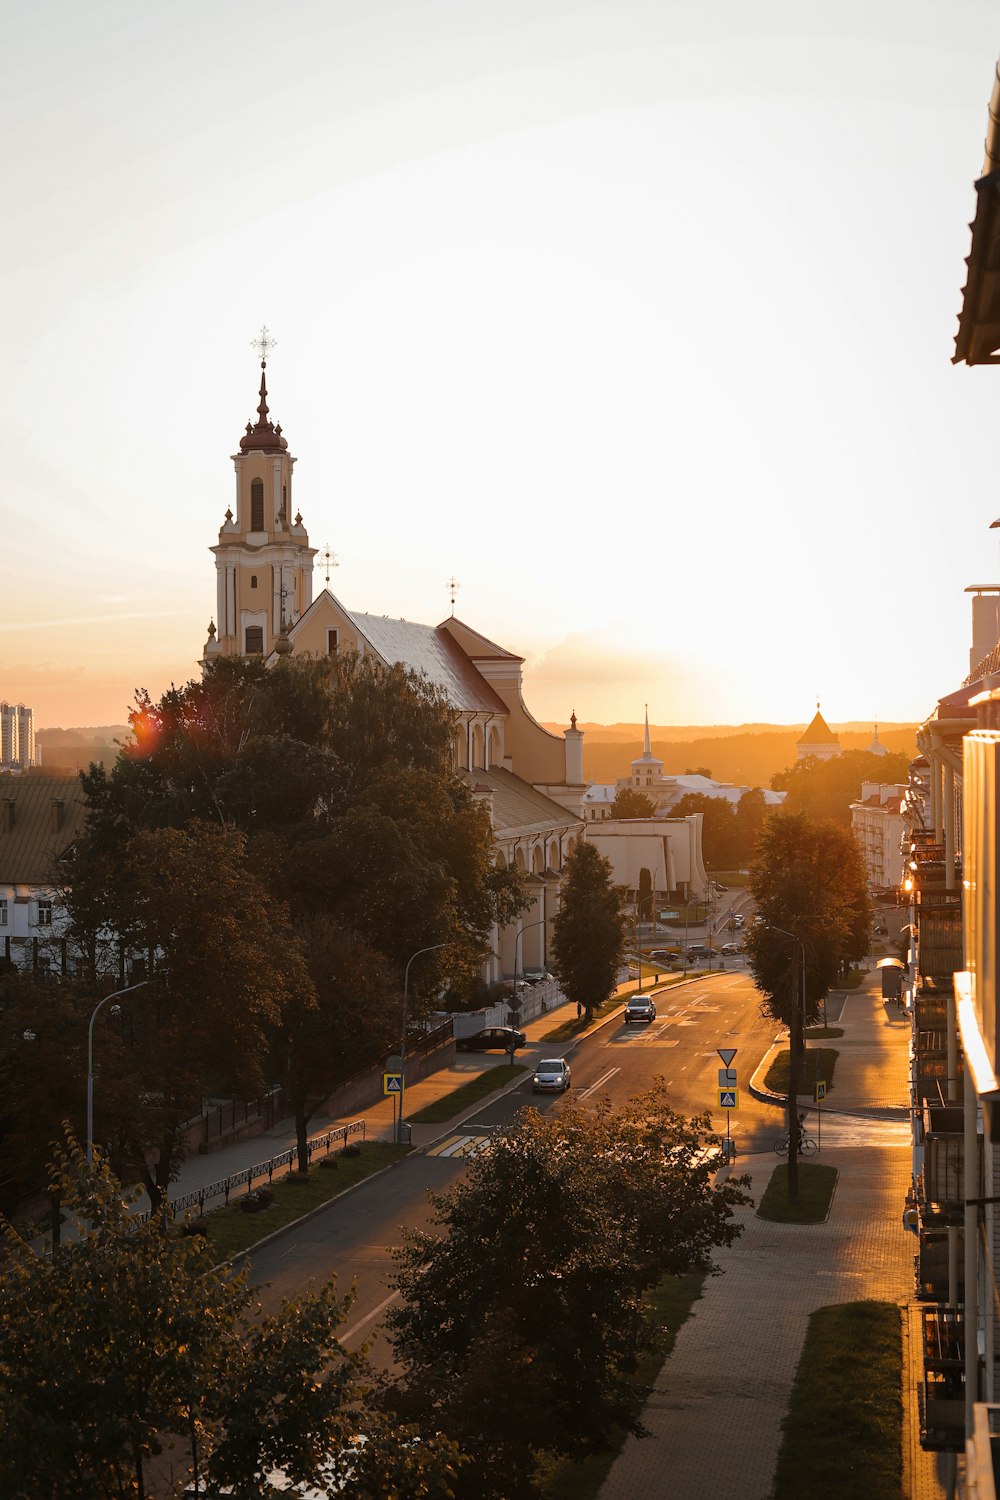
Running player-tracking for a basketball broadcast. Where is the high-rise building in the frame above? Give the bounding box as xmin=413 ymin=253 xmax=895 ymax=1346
xmin=0 ymin=703 xmax=34 ymax=769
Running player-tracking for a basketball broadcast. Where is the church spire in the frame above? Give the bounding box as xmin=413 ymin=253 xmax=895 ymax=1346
xmin=643 ymin=704 xmax=651 ymax=757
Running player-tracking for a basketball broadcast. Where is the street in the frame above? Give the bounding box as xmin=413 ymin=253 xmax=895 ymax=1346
xmin=246 ymin=969 xmax=780 ymax=1355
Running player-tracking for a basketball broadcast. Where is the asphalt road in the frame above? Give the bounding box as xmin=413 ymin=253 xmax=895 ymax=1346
xmin=246 ymin=969 xmax=778 ymax=1358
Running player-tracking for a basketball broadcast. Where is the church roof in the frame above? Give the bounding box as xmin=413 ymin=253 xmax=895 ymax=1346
xmin=0 ymin=773 xmax=87 ymax=884
xmin=460 ymin=766 xmax=576 ymax=838
xmin=348 ymin=613 xmax=507 ymax=714
xmin=438 ymin=617 xmax=523 ymax=662
xmin=797 ymin=710 xmax=839 ymax=746
xmin=238 ymin=363 xmax=288 ymax=454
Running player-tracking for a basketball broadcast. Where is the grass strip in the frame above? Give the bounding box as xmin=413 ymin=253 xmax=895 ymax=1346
xmin=772 ymin=1301 xmax=902 ymax=1500
xmin=201 ymin=1141 xmax=410 ymax=1261
xmin=757 ymin=1162 xmax=838 ymax=1224
xmin=540 ymin=1271 xmax=707 ymax=1500
xmin=408 ymin=1064 xmax=527 ymax=1123
xmin=765 ymin=1047 xmax=839 ymax=1098
xmin=806 ymin=1026 xmax=844 ymax=1039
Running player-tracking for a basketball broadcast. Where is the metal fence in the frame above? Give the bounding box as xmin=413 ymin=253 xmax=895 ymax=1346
xmin=136 ymin=1118 xmax=366 ymax=1224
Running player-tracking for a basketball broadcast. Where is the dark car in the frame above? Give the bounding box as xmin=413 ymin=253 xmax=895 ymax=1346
xmin=686 ymin=944 xmax=715 ymax=961
xmin=456 ymin=1026 xmax=527 ymax=1052
xmin=623 ymin=994 xmax=657 ymax=1024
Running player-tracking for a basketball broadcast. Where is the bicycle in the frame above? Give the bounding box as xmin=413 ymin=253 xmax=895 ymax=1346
xmin=774 ymin=1133 xmax=817 ymax=1157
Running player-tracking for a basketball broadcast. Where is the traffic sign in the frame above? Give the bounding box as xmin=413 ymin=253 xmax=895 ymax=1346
xmin=383 ymin=1073 xmax=403 ymax=1095
xmin=815 ymin=1081 xmax=827 ymax=1103
xmin=718 ymin=1089 xmax=738 ymax=1109
xmin=717 ymin=1048 xmax=737 ymax=1067
xmin=718 ymin=1068 xmax=738 ymax=1088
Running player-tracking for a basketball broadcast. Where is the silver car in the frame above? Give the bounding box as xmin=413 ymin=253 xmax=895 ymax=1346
xmin=532 ymin=1058 xmax=572 ymax=1093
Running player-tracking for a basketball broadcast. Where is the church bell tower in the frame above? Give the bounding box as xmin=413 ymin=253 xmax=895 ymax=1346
xmin=203 ymin=331 xmax=316 ymax=662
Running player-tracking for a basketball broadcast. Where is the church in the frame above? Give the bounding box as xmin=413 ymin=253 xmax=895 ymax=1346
xmin=201 ymin=353 xmax=586 ymax=985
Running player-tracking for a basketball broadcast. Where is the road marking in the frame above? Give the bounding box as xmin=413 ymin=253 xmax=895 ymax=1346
xmin=579 ymin=1067 xmax=620 ymax=1099
xmin=426 ymin=1132 xmax=494 ymax=1159
xmin=341 ymin=1290 xmax=400 ymax=1345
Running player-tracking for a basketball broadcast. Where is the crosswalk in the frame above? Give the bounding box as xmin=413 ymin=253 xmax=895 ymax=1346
xmin=426 ymin=1131 xmax=495 ymax=1159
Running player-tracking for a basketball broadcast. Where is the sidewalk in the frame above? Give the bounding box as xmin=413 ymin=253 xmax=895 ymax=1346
xmin=597 ymin=972 xmax=949 ymax=1500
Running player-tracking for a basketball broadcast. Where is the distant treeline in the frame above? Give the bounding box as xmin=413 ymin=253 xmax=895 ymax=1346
xmin=581 ymin=728 xmax=917 ymax=788
xmin=35 ymin=726 xmax=129 ymax=774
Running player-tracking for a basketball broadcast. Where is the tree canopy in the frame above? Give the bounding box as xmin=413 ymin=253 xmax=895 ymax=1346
xmin=550 ymin=841 xmax=627 ymax=1020
xmin=770 ymin=748 xmax=911 ymax=827
xmin=18 ymin=652 xmax=525 ymax=1201
xmin=386 ymin=1089 xmax=749 ymax=1498
xmin=671 ymin=788 xmax=771 ymax=869
xmin=0 ymin=1137 xmax=461 ymax=1500
xmin=743 ymin=809 xmax=871 ymax=1030
xmin=609 ymin=786 xmax=656 ymax=819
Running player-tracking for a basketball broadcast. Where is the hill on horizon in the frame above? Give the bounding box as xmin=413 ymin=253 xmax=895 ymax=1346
xmin=543 ymin=720 xmax=918 ymax=743
xmin=566 ymin=725 xmax=918 ymax=788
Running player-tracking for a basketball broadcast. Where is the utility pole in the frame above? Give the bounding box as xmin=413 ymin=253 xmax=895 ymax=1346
xmin=770 ymin=925 xmax=806 ymax=1205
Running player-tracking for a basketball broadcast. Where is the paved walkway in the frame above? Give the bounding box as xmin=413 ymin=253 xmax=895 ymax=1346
xmin=597 ymin=976 xmax=951 ymax=1500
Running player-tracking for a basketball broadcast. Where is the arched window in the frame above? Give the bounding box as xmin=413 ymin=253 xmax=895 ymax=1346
xmin=250 ymin=479 xmax=264 ymax=532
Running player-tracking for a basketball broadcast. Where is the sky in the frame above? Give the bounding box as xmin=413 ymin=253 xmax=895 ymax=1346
xmin=3 ymin=0 xmax=1000 ymax=731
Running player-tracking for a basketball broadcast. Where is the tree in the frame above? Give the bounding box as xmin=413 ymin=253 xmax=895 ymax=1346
xmin=609 ymin=787 xmax=656 ymax=819
xmin=550 ymin=842 xmax=627 ymax=1021
xmin=671 ymin=793 xmax=740 ymax=868
xmin=770 ymin=748 xmax=911 ymax=827
xmin=51 ymin=654 xmax=526 ymax=1200
xmin=284 ymin=916 xmax=399 ymax=1174
xmin=0 ymin=1135 xmax=461 ymax=1500
xmin=386 ymin=1089 xmax=749 ymax=1497
xmin=744 ymin=809 xmax=871 ymax=1034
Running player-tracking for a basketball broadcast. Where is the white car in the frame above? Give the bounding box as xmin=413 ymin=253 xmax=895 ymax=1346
xmin=532 ymin=1058 xmax=572 ymax=1093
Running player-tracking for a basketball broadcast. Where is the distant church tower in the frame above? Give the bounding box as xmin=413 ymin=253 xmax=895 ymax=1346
xmin=630 ymin=705 xmax=665 ymax=789
xmin=203 ymin=337 xmax=316 ymax=662
xmin=796 ymin=701 xmax=841 ymax=762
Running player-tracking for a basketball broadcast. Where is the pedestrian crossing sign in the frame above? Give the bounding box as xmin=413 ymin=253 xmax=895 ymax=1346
xmin=718 ymin=1088 xmax=738 ymax=1109
xmin=383 ymin=1073 xmax=403 ymax=1095
xmin=815 ymin=1081 xmax=827 ymax=1103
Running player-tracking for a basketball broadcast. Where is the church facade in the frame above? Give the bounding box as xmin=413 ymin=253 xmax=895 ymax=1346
xmin=202 ymin=359 xmax=586 ymax=985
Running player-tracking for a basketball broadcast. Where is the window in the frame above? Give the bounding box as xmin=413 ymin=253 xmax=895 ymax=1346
xmin=327 ymin=629 xmax=339 ymax=655
xmin=250 ymin=574 xmax=258 ymax=589
xmin=37 ymin=899 xmax=52 ymax=927
xmin=250 ymin=478 xmax=264 ymax=531
xmin=245 ymin=625 xmax=264 ymax=654
xmin=0 ymin=898 xmax=6 ymax=926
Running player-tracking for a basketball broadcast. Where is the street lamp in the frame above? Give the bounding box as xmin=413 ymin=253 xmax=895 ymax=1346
xmin=397 ymin=944 xmax=447 ymax=1144
xmin=767 ymin=925 xmax=807 ymax=1203
xmin=86 ymin=981 xmax=150 ymax=1164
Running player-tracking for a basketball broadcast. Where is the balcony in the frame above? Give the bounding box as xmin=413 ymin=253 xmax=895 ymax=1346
xmin=914 ymin=1224 xmax=965 ymax=1302
xmin=919 ymin=1305 xmax=966 ymax=1452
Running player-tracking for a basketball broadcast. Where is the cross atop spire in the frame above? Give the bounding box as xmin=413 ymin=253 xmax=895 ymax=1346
xmin=250 ymin=324 xmax=277 ymax=365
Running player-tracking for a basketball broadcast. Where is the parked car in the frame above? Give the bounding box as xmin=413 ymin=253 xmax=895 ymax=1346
xmin=456 ymin=1026 xmax=527 ymax=1052
xmin=649 ymin=948 xmax=681 ymax=962
xmin=686 ymin=944 xmax=715 ymax=961
xmin=522 ymin=969 xmax=552 ymax=985
xmin=623 ymin=994 xmax=657 ymax=1024
xmin=720 ymin=942 xmax=741 ymax=956
xmin=532 ymin=1057 xmax=571 ymax=1092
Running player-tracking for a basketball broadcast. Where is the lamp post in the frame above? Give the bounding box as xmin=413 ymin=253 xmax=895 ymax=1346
xmin=86 ymin=980 xmax=150 ymax=1164
xmin=513 ymin=918 xmax=547 ymax=998
xmin=767 ymin=925 xmax=806 ymax=1203
xmin=397 ymin=944 xmax=447 ymax=1144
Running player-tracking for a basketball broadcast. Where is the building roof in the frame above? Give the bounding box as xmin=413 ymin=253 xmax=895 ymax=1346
xmin=0 ymin=774 xmax=87 ymax=884
xmin=797 ymin=709 xmax=839 ymax=746
xmin=347 ymin=613 xmax=507 ymax=714
xmin=461 ymin=766 xmax=576 ymax=839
